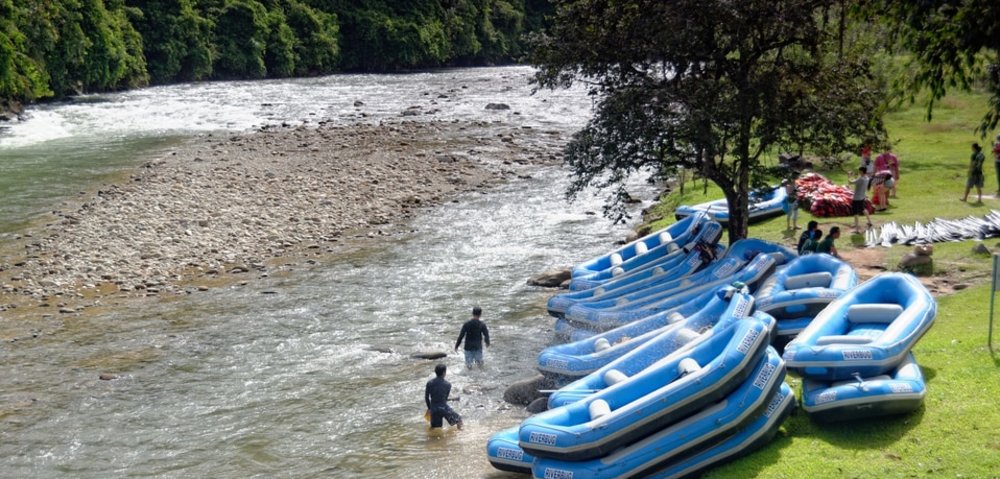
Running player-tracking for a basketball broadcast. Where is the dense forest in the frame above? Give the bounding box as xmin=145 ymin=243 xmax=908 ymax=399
xmin=0 ymin=0 xmax=553 ymax=114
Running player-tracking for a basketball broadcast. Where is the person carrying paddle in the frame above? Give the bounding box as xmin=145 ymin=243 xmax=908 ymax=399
xmin=455 ymin=306 xmax=490 ymax=368
xmin=425 ymin=363 xmax=463 ymax=430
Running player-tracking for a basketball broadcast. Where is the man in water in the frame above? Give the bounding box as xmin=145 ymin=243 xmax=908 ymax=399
xmin=425 ymin=363 xmax=462 ymax=430
xmin=455 ymin=306 xmax=490 ymax=368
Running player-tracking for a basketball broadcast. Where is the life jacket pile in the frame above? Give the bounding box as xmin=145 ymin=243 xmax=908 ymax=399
xmin=795 ymin=173 xmax=874 ymax=218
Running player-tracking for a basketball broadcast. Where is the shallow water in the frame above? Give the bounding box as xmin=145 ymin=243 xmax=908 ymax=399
xmin=0 ymin=68 xmax=657 ymax=477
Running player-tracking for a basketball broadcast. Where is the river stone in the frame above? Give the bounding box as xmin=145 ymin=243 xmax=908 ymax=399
xmin=526 ymin=396 xmax=549 ymax=414
xmin=503 ymin=374 xmax=555 ymax=406
xmin=409 ymin=351 xmax=448 ymax=360
xmin=527 ymin=268 xmax=572 ymax=288
xmin=484 ymin=103 xmax=511 ymax=110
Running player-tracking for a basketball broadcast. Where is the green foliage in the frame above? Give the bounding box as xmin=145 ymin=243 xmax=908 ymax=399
xmin=533 ymin=0 xmax=887 ymax=241
xmin=211 ymin=0 xmax=267 ymax=79
xmin=125 ymin=0 xmax=214 ymax=83
xmin=873 ymin=0 xmax=1000 ymax=134
xmin=0 ymin=1 xmax=52 ymax=100
xmin=285 ymin=0 xmax=338 ymax=75
xmin=0 ymin=0 xmax=549 ymax=106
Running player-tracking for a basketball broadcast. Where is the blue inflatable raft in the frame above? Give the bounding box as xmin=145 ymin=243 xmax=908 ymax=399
xmin=552 ymin=287 xmax=715 ymax=343
xmin=565 ymin=239 xmax=794 ymax=328
xmin=645 ymin=382 xmax=796 ymax=479
xmin=530 ymin=346 xmax=787 ymax=479
xmin=754 ymin=253 xmax=857 ymax=340
xmin=570 ymin=213 xmax=716 ymax=288
xmin=801 ymin=352 xmax=926 ymax=422
xmin=539 ymin=286 xmax=753 ymax=391
xmin=674 ymin=185 xmax=787 ymax=225
xmin=518 ymin=315 xmax=774 ymax=461
xmin=783 ymin=273 xmax=936 ymax=381
xmin=550 ymin=231 xmax=725 ymax=316
xmin=486 ymin=426 xmax=536 ymax=473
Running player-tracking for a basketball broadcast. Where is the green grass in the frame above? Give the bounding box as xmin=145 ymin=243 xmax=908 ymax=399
xmin=640 ymin=91 xmax=1000 ymax=477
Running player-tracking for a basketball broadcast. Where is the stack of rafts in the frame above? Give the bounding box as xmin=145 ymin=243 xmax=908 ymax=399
xmin=783 ymin=273 xmax=936 ymax=422
xmin=487 ymin=214 xmax=935 ymax=476
xmin=488 ymin=215 xmax=801 ymax=477
xmin=490 ymin=316 xmax=795 ymax=478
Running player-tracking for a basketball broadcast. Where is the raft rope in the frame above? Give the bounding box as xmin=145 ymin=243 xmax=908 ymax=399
xmin=865 ymin=210 xmax=1000 ymax=247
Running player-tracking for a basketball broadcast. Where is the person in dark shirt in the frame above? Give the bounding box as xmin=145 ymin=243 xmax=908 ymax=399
xmin=455 ymin=306 xmax=490 ymax=368
xmin=797 ymin=220 xmax=819 ymax=254
xmin=424 ymin=363 xmax=462 ymax=430
xmin=800 ymin=229 xmax=823 ymax=255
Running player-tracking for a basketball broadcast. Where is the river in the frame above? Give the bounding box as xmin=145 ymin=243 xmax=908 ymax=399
xmin=0 ymin=67 xmax=658 ymax=478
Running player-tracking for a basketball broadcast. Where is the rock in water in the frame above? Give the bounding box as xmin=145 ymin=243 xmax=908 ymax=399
xmin=484 ymin=103 xmax=511 ymax=110
xmin=503 ymin=374 xmax=555 ymax=406
xmin=527 ymin=268 xmax=572 ymax=288
xmin=526 ymin=396 xmax=549 ymax=414
xmin=410 ymin=351 xmax=448 ymax=360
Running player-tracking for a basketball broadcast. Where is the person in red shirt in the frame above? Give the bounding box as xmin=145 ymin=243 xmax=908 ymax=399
xmin=876 ymin=146 xmax=899 ymax=198
xmin=992 ymin=134 xmax=1000 ymax=196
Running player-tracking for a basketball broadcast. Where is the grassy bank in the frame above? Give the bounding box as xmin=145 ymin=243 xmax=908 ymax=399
xmin=640 ymin=91 xmax=1000 ymax=477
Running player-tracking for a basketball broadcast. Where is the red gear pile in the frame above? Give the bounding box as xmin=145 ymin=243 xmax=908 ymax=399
xmin=795 ymin=172 xmax=874 ymax=217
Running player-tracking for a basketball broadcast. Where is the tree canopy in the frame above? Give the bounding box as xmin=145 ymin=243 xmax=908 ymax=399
xmin=871 ymin=0 xmax=1000 ymax=134
xmin=533 ymin=0 xmax=887 ymax=241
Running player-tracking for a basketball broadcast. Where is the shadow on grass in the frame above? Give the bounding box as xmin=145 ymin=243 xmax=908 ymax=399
xmin=804 ymin=405 xmax=926 ymax=451
xmin=920 ymin=364 xmax=938 ymax=383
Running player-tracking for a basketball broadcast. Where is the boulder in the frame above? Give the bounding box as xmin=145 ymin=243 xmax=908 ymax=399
xmin=409 ymin=351 xmax=448 ymax=360
xmin=972 ymin=243 xmax=991 ymax=255
xmin=898 ymin=252 xmax=932 ymax=275
xmin=527 ymin=268 xmax=572 ymax=288
xmin=913 ymin=244 xmax=933 ymax=256
xmin=526 ymin=396 xmax=549 ymax=414
xmin=485 ymin=103 xmax=511 ymax=111
xmin=503 ymin=374 xmax=556 ymax=406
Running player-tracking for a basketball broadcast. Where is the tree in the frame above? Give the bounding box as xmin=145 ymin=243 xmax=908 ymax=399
xmin=871 ymin=1 xmax=1000 ymax=133
xmin=532 ymin=0 xmax=886 ymax=242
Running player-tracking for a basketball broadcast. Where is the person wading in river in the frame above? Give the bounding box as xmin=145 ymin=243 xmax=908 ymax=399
xmin=424 ymin=363 xmax=463 ymax=431
xmin=455 ymin=306 xmax=490 ymax=368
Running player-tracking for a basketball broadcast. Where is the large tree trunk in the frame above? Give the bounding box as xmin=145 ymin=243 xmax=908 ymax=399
xmin=723 ymin=186 xmax=749 ymax=244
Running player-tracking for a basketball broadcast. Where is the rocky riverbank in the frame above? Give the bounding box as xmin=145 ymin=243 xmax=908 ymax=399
xmin=0 ymin=120 xmax=567 ymax=315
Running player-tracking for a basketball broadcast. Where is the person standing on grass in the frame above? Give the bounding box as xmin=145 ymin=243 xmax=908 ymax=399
xmin=876 ymin=146 xmax=899 ymax=198
xmin=992 ymin=134 xmax=1000 ymax=195
xmin=455 ymin=306 xmax=490 ymax=369
xmin=848 ymin=167 xmax=872 ymax=231
xmin=860 ymin=143 xmax=874 ymax=175
xmin=782 ymin=176 xmax=799 ymax=230
xmin=962 ymin=143 xmax=985 ymax=203
xmin=816 ymin=226 xmax=841 ymax=258
xmin=425 ymin=363 xmax=463 ymax=431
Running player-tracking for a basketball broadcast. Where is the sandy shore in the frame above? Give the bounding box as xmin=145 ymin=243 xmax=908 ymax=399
xmin=0 ymin=120 xmax=567 ymax=315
